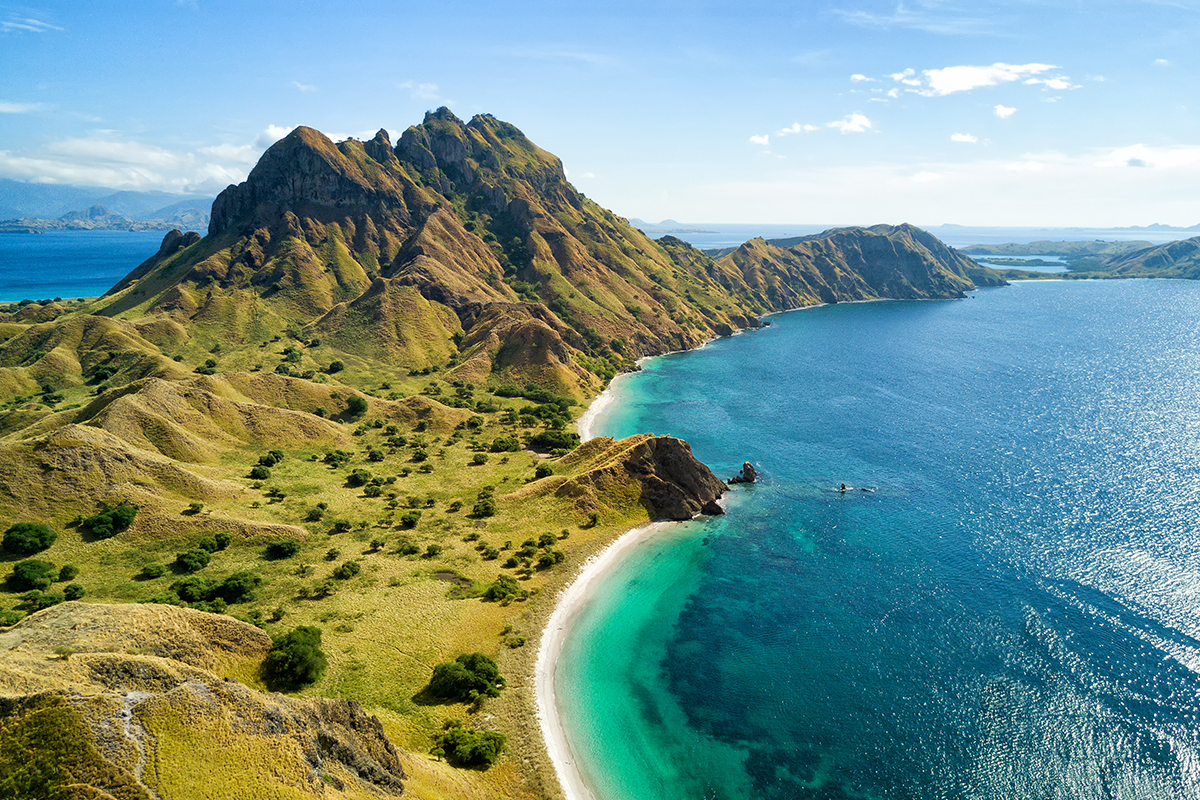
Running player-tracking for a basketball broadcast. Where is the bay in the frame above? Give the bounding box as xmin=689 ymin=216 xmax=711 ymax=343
xmin=561 ymin=279 xmax=1200 ymax=799
xmin=0 ymin=230 xmax=164 ymax=302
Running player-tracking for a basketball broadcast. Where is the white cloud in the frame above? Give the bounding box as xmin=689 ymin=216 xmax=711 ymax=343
xmin=675 ymin=143 xmax=1200 ymax=227
xmin=1 ymin=16 xmax=63 ymax=33
xmin=1024 ymin=76 xmax=1079 ymax=91
xmin=919 ymin=62 xmax=1058 ymax=96
xmin=399 ymin=81 xmax=442 ymax=101
xmin=777 ymin=123 xmax=819 ymax=137
xmin=256 ymin=125 xmax=294 ymax=148
xmin=951 ymin=133 xmax=978 ymax=143
xmin=994 ymin=104 xmax=1017 ymax=119
xmin=749 ymin=134 xmax=770 ymax=146
xmin=850 ymin=74 xmax=874 ymax=83
xmin=1154 ymin=58 xmax=1170 ymax=67
xmin=828 ymin=113 xmax=872 ymax=134
xmin=578 ymin=172 xmax=597 ymax=179
xmin=0 ymin=102 xmax=44 ymax=114
xmin=0 ymin=123 xmax=314 ymax=193
xmin=291 ymin=81 xmax=318 ymax=93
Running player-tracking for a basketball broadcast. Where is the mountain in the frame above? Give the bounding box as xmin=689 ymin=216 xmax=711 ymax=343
xmin=91 ymin=108 xmax=993 ymax=400
xmin=0 ymin=109 xmax=1003 ymax=800
xmin=961 ymin=237 xmax=1200 ymax=277
xmin=1088 ymin=236 xmax=1200 ymax=278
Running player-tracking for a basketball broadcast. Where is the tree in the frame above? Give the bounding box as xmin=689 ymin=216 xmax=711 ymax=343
xmin=174 ymin=548 xmax=211 ymax=574
xmin=2 ymin=523 xmax=56 ymax=555
xmin=484 ymin=575 xmax=520 ymax=602
xmin=428 ymin=653 xmax=505 ymax=701
xmin=217 ymin=571 xmax=262 ymax=603
xmin=345 ymin=395 xmax=368 ymax=419
xmin=262 ymin=626 xmax=328 ymax=690
xmin=265 ymin=539 xmax=301 ymax=559
xmin=10 ymin=560 xmax=57 ymax=591
xmin=436 ymin=725 xmax=506 ymax=768
xmin=80 ymin=503 xmax=138 ymax=539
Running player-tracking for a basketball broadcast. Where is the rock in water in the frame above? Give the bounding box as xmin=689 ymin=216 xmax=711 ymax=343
xmin=729 ymin=462 xmax=757 ymax=484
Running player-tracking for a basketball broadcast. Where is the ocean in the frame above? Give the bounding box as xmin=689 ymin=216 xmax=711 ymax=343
xmin=0 ymin=230 xmax=166 ymax=303
xmin=561 ymin=279 xmax=1200 ymax=799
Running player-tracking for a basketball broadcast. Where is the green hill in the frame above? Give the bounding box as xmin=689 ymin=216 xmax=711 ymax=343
xmin=0 ymin=109 xmax=1005 ymax=800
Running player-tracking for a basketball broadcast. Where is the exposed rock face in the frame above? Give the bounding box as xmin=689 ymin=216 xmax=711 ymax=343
xmin=729 ymin=462 xmax=757 ymax=484
xmin=0 ymin=603 xmax=406 ymax=798
xmin=97 ymin=109 xmax=999 ymax=402
xmin=531 ymin=434 xmax=726 ymax=520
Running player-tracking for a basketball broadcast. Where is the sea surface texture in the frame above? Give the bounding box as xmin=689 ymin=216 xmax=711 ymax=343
xmin=0 ymin=230 xmax=164 ymax=302
xmin=562 ymin=279 xmax=1200 ymax=800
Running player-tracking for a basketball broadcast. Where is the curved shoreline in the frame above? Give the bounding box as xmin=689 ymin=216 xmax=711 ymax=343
xmin=534 ymin=520 xmax=673 ymax=800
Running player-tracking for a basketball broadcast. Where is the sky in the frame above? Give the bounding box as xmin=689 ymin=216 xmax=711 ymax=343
xmin=1 ymin=0 xmax=1198 ymax=227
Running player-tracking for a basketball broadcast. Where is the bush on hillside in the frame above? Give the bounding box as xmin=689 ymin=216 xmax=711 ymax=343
xmin=428 ymin=653 xmax=505 ymax=701
xmin=436 ymin=724 xmax=506 ymax=768
xmin=80 ymin=503 xmax=138 ymax=539
xmin=9 ymin=560 xmax=57 ymax=591
xmin=262 ymin=626 xmax=328 ymax=690
xmin=2 ymin=523 xmax=56 ymax=555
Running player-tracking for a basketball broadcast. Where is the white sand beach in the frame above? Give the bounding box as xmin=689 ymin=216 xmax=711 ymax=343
xmin=534 ymin=520 xmax=673 ymax=800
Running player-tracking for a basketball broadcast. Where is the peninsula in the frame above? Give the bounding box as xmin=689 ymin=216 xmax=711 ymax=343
xmin=0 ymin=109 xmax=1001 ymax=799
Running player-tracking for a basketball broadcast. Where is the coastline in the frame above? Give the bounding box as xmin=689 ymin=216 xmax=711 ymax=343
xmin=534 ymin=520 xmax=674 ymax=800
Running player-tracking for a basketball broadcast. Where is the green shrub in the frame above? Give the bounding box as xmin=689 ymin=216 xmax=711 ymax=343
xmin=174 ymin=549 xmax=211 ymax=574
xmin=21 ymin=590 xmax=65 ymax=611
xmin=346 ymin=469 xmax=372 ymax=488
xmin=396 ymin=538 xmax=420 ymax=556
xmin=0 ymin=608 xmax=25 ymax=626
xmin=534 ymin=463 xmax=553 ymax=479
xmin=489 ymin=436 xmax=520 ymax=453
xmin=214 ymin=531 xmax=233 ymax=550
xmin=484 ymin=575 xmax=520 ymax=602
xmin=216 ymin=571 xmax=262 ymax=603
xmin=471 ymin=498 xmax=497 ymax=518
xmin=262 ymin=626 xmax=328 ymax=690
xmin=399 ymin=511 xmax=422 ymax=528
xmin=428 ymin=653 xmax=505 ymax=701
xmin=63 ymin=583 xmax=86 ymax=601
xmin=10 ymin=560 xmax=56 ymax=591
xmin=345 ymin=395 xmax=368 ymax=419
xmin=80 ymin=503 xmax=137 ymax=539
xmin=197 ymin=536 xmax=220 ymax=553
xmin=249 ymin=465 xmax=271 ymax=480
xmin=331 ymin=560 xmax=361 ymax=580
xmin=528 ymin=430 xmax=580 ymax=451
xmin=437 ymin=725 xmax=506 ymax=768
xmin=2 ymin=522 xmax=56 ymax=555
xmin=57 ymin=564 xmax=80 ymax=582
xmin=265 ymin=539 xmax=301 ymax=559
xmin=140 ymin=563 xmax=167 ymax=579
xmin=472 ymin=453 xmax=488 ymax=465
xmin=171 ymin=575 xmax=217 ymax=602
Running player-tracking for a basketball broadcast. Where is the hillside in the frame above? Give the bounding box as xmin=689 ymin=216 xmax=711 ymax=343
xmin=961 ymin=237 xmax=1200 ymax=277
xmin=0 ymin=109 xmax=1005 ymax=800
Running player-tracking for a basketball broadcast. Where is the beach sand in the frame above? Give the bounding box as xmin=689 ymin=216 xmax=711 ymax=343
xmin=534 ymin=520 xmax=673 ymax=800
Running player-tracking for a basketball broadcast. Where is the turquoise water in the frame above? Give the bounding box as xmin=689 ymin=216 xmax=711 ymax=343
xmin=560 ymin=279 xmax=1200 ymax=799
xmin=0 ymin=230 xmax=164 ymax=302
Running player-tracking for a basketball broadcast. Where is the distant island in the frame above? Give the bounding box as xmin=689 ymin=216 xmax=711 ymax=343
xmin=0 ymin=179 xmax=213 ymax=233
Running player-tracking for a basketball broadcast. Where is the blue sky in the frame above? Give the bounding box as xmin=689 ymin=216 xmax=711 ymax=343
xmin=1 ymin=0 xmax=1198 ymax=226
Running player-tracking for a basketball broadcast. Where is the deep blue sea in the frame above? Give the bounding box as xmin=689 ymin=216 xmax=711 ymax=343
xmin=562 ymin=279 xmax=1200 ymax=800
xmin=0 ymin=230 xmax=165 ymax=302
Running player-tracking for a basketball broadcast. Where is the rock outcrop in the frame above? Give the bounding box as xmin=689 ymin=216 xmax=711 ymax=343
xmin=0 ymin=603 xmax=406 ymax=799
xmin=729 ymin=462 xmax=757 ymax=484
xmin=520 ymin=434 xmax=726 ymax=520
